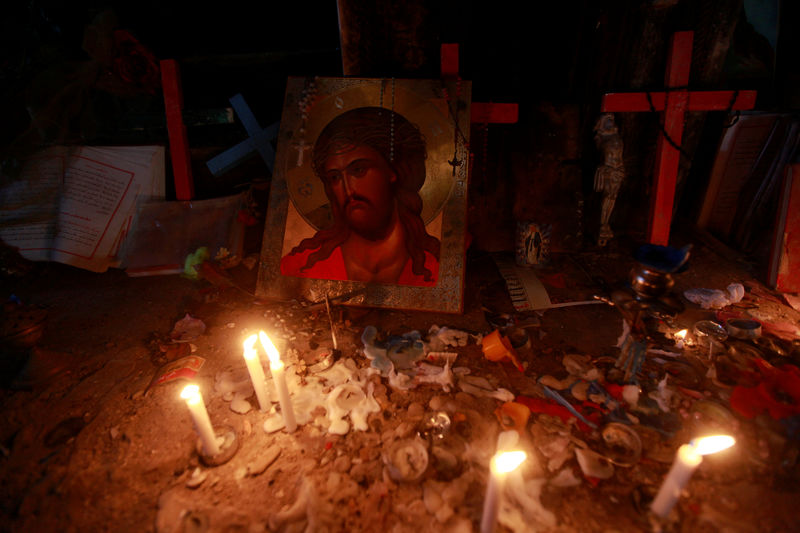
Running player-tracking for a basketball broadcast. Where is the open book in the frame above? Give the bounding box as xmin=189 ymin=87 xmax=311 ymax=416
xmin=0 ymin=145 xmax=165 ymax=272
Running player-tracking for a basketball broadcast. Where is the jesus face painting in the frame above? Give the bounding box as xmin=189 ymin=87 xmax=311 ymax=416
xmin=280 ymin=107 xmax=440 ymax=287
xmin=323 ymin=143 xmax=397 ymax=241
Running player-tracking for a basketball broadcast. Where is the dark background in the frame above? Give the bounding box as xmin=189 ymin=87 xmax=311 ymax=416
xmin=1 ymin=0 xmax=796 ymax=254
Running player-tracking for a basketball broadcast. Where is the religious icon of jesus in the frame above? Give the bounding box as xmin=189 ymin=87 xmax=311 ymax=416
xmin=279 ymin=107 xmax=440 ymax=286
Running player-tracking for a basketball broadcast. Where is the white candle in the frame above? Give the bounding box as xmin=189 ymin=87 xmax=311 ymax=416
xmin=180 ymin=384 xmax=221 ymax=456
xmin=243 ymin=334 xmax=270 ymax=412
xmin=651 ymin=435 xmax=735 ymax=518
xmin=259 ymin=331 xmax=297 ymax=433
xmin=674 ymin=329 xmax=687 ymax=349
xmin=481 ymin=450 xmax=526 ymax=533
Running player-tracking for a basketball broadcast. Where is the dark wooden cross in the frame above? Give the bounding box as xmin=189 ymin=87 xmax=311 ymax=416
xmin=601 ymin=31 xmax=757 ymax=246
xmin=441 ymin=43 xmax=520 ymax=126
xmin=440 ymin=43 xmax=518 ymax=181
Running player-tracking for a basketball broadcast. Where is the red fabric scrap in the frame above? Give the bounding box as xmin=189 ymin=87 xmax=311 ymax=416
xmin=603 ymin=383 xmax=626 ymax=403
xmin=729 ymin=358 xmax=800 ymax=419
xmin=540 ymin=273 xmax=567 ymax=289
xmin=515 ymin=395 xmax=600 ymax=432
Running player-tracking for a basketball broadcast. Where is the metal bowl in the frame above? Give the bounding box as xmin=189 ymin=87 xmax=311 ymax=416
xmin=629 ymin=265 xmax=674 ymax=300
xmin=725 ymin=318 xmax=762 ymax=339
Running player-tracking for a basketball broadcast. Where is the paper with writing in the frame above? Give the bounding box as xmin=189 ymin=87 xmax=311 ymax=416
xmin=0 ymin=145 xmax=164 ymax=272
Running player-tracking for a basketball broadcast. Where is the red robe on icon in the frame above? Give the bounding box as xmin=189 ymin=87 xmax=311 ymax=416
xmin=280 ymin=246 xmax=438 ymax=287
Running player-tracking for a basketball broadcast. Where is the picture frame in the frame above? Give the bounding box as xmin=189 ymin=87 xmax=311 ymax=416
xmin=256 ymin=77 xmax=471 ymax=313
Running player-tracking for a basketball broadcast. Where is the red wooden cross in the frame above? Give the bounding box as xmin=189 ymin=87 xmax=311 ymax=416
xmin=601 ymin=31 xmax=757 ymax=245
xmin=161 ymin=59 xmax=195 ymax=201
xmin=441 ymin=43 xmax=519 ymax=125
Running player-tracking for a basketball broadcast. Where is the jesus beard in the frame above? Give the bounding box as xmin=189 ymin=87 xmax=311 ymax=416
xmin=343 ymin=195 xmax=395 ymax=241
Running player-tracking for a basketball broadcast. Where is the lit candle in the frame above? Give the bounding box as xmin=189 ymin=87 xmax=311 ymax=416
xmin=650 ymin=435 xmax=735 ymax=518
xmin=481 ymin=450 xmax=526 ymax=533
xmin=180 ymin=384 xmax=221 ymax=456
xmin=243 ymin=334 xmax=270 ymax=411
xmin=674 ymin=329 xmax=688 ymax=349
xmin=259 ymin=331 xmax=297 ymax=433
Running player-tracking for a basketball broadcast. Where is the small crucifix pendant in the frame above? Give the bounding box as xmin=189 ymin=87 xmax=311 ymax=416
xmin=448 ymin=156 xmax=462 ymax=176
xmin=292 ymin=138 xmax=311 ymax=167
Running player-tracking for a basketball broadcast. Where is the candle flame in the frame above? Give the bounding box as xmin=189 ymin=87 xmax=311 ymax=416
xmin=675 ymin=329 xmax=688 ymax=340
xmin=692 ymin=435 xmax=735 ymax=455
xmin=259 ymin=330 xmax=281 ymax=365
xmin=243 ymin=334 xmax=258 ymax=360
xmin=180 ymin=384 xmax=200 ymax=402
xmin=493 ymin=450 xmax=527 ymax=474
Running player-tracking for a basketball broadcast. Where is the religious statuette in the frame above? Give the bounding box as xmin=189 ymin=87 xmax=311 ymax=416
xmin=593 ymin=113 xmax=625 ymax=246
